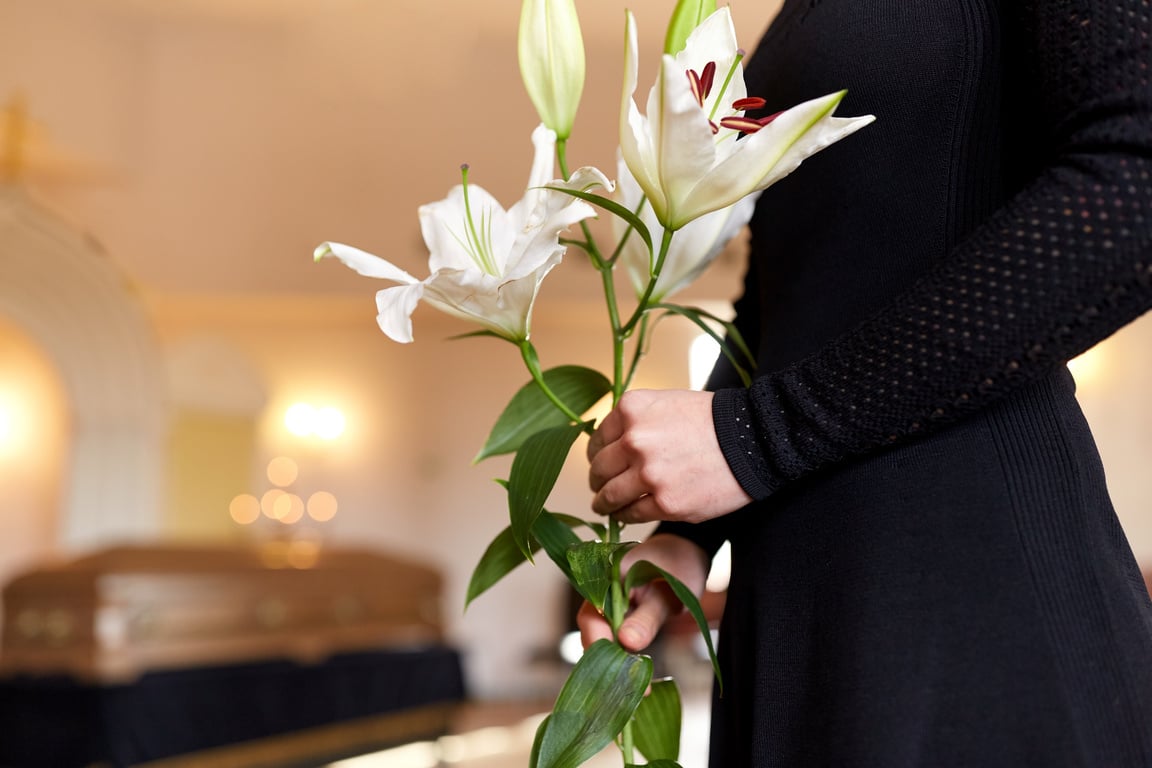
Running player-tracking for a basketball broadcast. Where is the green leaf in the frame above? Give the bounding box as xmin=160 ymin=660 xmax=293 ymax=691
xmin=652 ymin=303 xmax=756 ymax=387
xmin=533 ymin=639 xmax=653 ymax=768
xmin=464 ymin=525 xmax=540 ymax=609
xmin=533 ymin=510 xmax=584 ymax=580
xmin=664 ymin=0 xmax=717 ymax=54
xmin=464 ymin=510 xmax=587 ymax=609
xmin=509 ymin=423 xmax=585 ymax=560
xmin=552 ymin=512 xmax=607 ymax=540
xmin=544 ymin=185 xmax=654 ymax=257
xmin=626 ymin=761 xmax=683 ymax=768
xmin=625 ymin=560 xmax=722 ymax=692
xmin=476 ymin=366 xmax=610 ymax=462
xmin=566 ymin=541 xmax=632 ymax=613
xmin=632 ymin=678 xmax=682 ymax=762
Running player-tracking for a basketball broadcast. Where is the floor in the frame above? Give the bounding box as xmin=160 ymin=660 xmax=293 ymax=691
xmin=325 ymin=695 xmax=711 ymax=768
xmin=325 ymin=639 xmax=715 ymax=768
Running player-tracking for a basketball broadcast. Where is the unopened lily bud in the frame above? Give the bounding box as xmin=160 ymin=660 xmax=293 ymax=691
xmin=518 ymin=0 xmax=585 ymax=140
xmin=664 ymin=0 xmax=717 ymax=54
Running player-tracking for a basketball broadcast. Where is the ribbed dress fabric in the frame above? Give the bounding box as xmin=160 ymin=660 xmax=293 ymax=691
xmin=656 ymin=0 xmax=1152 ymax=765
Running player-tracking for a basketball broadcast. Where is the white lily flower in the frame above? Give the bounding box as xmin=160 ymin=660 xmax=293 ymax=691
xmin=613 ymin=151 xmax=758 ymax=301
xmin=620 ymin=7 xmax=875 ymax=231
xmin=315 ymin=124 xmax=609 ymax=343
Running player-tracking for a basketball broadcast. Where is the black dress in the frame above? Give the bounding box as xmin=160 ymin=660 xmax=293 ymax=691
xmin=659 ymin=0 xmax=1152 ymax=765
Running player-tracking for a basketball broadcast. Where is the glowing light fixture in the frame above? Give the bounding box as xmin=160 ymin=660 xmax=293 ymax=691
xmin=284 ymin=402 xmax=345 ymax=440
xmin=284 ymin=403 xmax=317 ymax=436
xmin=0 ymin=401 xmax=13 ymax=457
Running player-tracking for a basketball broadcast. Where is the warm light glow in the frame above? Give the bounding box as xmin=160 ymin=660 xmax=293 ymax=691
xmin=266 ymin=456 xmax=299 ymax=487
xmin=287 ymin=538 xmax=321 ymax=569
xmin=0 ymin=389 xmax=27 ymax=459
xmin=689 ymin=333 xmax=721 ymax=390
xmin=0 ymin=402 xmax=12 ymax=456
xmin=706 ymin=540 xmax=732 ymax=592
xmin=1067 ymin=344 xmax=1109 ymax=387
xmin=558 ymin=630 xmax=584 ymax=665
xmin=284 ymin=402 xmax=317 ymax=436
xmin=274 ymin=493 xmax=305 ymax=524
xmin=307 ymin=490 xmax=338 ymax=522
xmin=284 ymin=402 xmax=345 ymax=439
xmin=328 ymin=740 xmax=440 ymax=768
xmin=229 ymin=494 xmax=261 ymax=525
xmin=314 ymin=406 xmax=346 ymax=439
xmin=261 ymin=488 xmax=286 ymax=519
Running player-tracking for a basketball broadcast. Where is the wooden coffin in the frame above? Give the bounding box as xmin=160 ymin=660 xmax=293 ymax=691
xmin=0 ymin=542 xmax=446 ymax=683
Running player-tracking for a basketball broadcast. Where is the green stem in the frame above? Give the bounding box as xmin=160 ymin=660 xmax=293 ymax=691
xmin=557 ymin=138 xmax=608 ymax=270
xmin=622 ymin=314 xmax=651 ymax=393
xmin=621 ymin=227 xmax=675 ymax=337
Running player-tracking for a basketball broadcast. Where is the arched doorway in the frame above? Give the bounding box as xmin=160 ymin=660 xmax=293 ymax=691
xmin=0 ymin=185 xmax=165 ymax=550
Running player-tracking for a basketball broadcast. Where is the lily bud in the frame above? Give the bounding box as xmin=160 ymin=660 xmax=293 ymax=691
xmin=664 ymin=0 xmax=717 ymax=54
xmin=518 ymin=0 xmax=585 ymax=140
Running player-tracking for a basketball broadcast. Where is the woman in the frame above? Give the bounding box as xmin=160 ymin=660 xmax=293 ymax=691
xmin=580 ymin=0 xmax=1152 ymax=765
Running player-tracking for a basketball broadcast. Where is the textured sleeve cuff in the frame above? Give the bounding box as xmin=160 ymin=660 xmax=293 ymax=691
xmin=712 ymin=386 xmax=777 ymax=501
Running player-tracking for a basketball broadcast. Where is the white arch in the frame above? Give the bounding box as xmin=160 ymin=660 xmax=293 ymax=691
xmin=0 ymin=184 xmax=166 ymax=549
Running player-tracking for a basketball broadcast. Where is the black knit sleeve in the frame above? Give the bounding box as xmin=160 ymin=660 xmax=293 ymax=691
xmin=718 ymin=0 xmax=1152 ymax=501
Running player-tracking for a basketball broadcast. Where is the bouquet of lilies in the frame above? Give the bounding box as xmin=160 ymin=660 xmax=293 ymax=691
xmin=316 ymin=0 xmax=872 ymax=765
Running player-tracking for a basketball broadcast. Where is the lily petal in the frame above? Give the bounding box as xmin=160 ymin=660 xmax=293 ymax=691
xmin=374 ymin=281 xmax=426 ymax=343
xmin=617 ymin=7 xmax=874 ymax=231
xmin=676 ymin=90 xmax=875 ymax=225
xmin=315 ymin=242 xmax=420 ymax=284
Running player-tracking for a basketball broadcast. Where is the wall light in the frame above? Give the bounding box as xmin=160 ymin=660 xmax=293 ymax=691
xmin=284 ymin=402 xmax=345 ymax=440
xmin=0 ymin=401 xmax=13 ymax=457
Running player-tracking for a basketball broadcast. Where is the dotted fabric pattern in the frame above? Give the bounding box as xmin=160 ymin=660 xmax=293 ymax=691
xmin=714 ymin=0 xmax=1152 ymax=501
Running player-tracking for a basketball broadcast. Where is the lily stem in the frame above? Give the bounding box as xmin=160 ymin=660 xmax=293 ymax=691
xmin=621 ymin=227 xmax=675 ymax=337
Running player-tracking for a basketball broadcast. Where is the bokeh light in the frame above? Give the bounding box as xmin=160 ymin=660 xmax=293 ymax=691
xmin=261 ymin=488 xmax=286 ymax=519
xmin=273 ymin=493 xmax=305 ymax=524
xmin=307 ymin=491 xmax=338 ymax=522
xmin=266 ymin=456 xmax=299 ymax=487
xmin=229 ymin=494 xmax=261 ymax=525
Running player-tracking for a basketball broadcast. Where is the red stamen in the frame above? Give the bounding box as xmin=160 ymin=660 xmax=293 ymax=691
xmin=698 ymin=62 xmax=716 ymax=100
xmin=719 ymin=116 xmax=766 ymax=133
xmin=731 ymin=97 xmax=767 ymax=111
xmin=709 ymin=120 xmax=720 ymax=134
xmin=758 ymin=111 xmax=783 ymax=125
xmin=687 ymin=69 xmax=704 ymax=107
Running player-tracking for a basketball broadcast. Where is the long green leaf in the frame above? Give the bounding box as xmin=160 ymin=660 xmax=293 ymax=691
xmin=632 ymin=678 xmax=682 ymax=762
xmin=509 ymin=423 xmax=585 ymax=560
xmin=533 ymin=639 xmax=653 ymax=768
xmin=476 ymin=366 xmax=610 ymax=462
xmin=626 ymin=761 xmax=683 ymax=768
xmin=566 ymin=541 xmax=632 ymax=613
xmin=464 ymin=510 xmax=587 ymax=608
xmin=552 ymin=512 xmax=607 ymax=540
xmin=464 ymin=525 xmax=540 ymax=609
xmin=625 ymin=560 xmax=722 ymax=691
xmin=545 ymin=185 xmax=654 ymax=257
xmin=652 ymin=303 xmax=756 ymax=387
xmin=533 ymin=510 xmax=584 ymax=580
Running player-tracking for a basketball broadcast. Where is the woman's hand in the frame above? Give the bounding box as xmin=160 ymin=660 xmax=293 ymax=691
xmin=576 ymin=533 xmax=711 ymax=652
xmin=587 ymin=389 xmax=752 ymax=524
